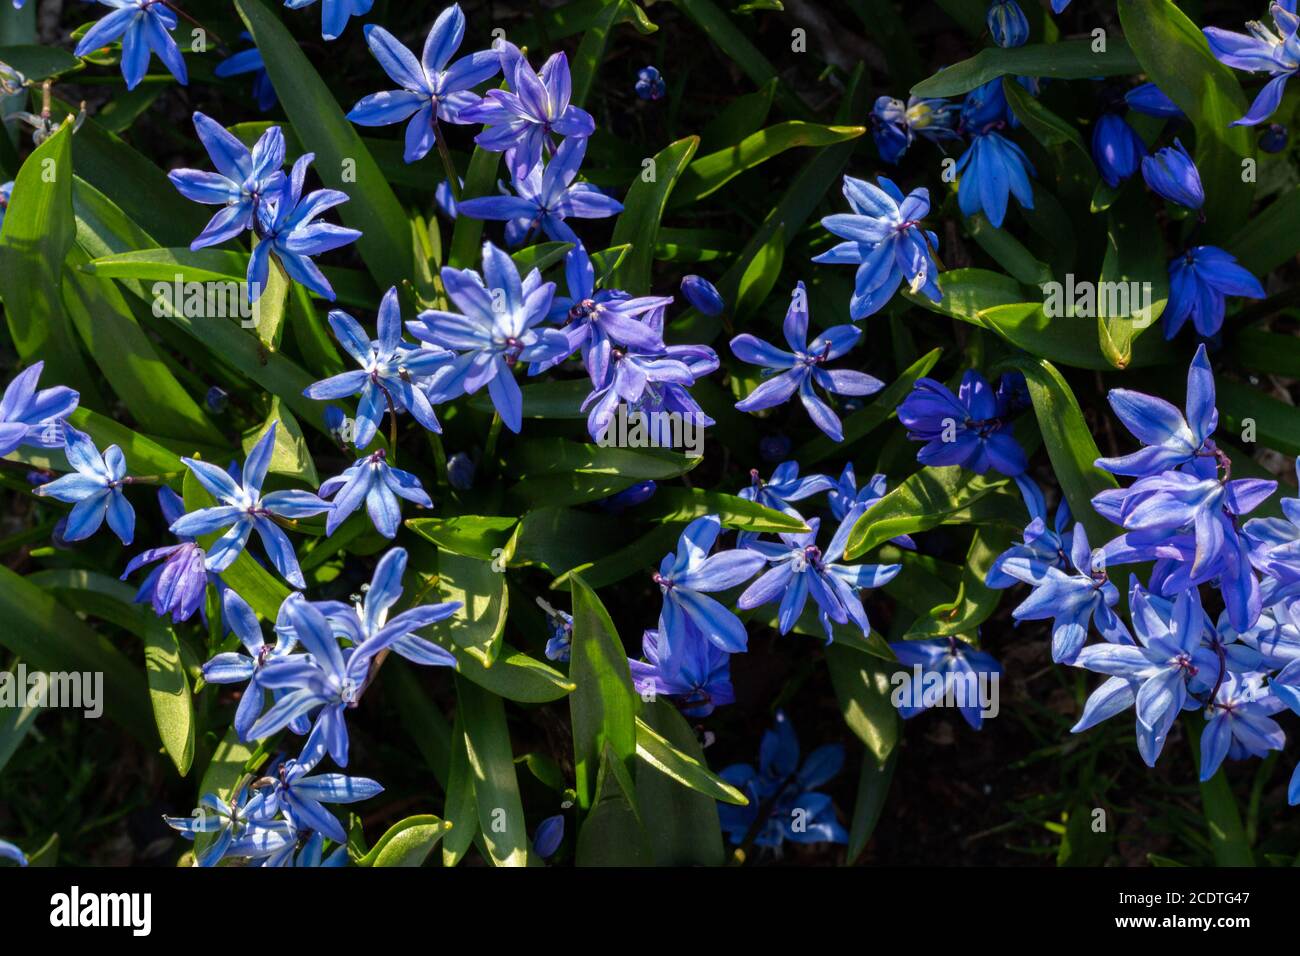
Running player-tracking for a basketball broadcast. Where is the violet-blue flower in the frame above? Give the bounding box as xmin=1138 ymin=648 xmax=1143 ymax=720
xmin=1091 ymin=112 xmax=1146 ymax=188
xmin=897 ymin=369 xmax=1028 ymax=476
xmin=0 ymin=360 xmax=78 ymax=457
xmin=254 ymin=753 xmax=383 ymax=844
xmin=215 ymin=35 xmax=277 ymax=111
xmin=35 ymin=426 xmax=135 ymax=545
xmin=121 ymin=488 xmax=210 ymax=623
xmin=1199 ymin=672 xmax=1285 ymax=781
xmin=955 ymin=131 xmax=1036 ymax=228
xmin=828 ymin=463 xmax=915 ymax=548
xmin=889 ymin=637 xmax=1003 ymax=729
xmin=1124 ymin=81 xmax=1184 ymax=118
xmin=1141 ymin=138 xmax=1204 ymax=210
xmin=284 ymin=0 xmax=373 ymax=42
xmin=870 ymin=94 xmax=960 ymax=164
xmin=318 ymin=449 xmax=432 ymax=538
xmin=738 ymin=461 xmax=834 ymax=517
xmin=629 ymin=627 xmax=734 ymax=718
xmin=0 ymin=839 xmax=26 ymax=866
xmin=680 ymin=274 xmax=725 ymax=316
xmin=1164 ymin=245 xmax=1265 ymax=339
xmin=1204 ymin=1 xmax=1300 ymax=126
xmin=75 ymin=0 xmax=188 ymax=91
xmin=635 ymin=66 xmax=666 ymax=101
xmin=987 ymin=0 xmax=1029 ymax=48
xmin=201 ymin=589 xmax=300 ymax=740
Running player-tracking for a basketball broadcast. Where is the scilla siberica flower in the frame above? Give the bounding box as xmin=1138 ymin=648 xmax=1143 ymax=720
xmin=580 ymin=337 xmax=714 ymax=445
xmin=534 ymin=244 xmax=668 ymax=385
xmin=0 ymin=839 xmax=26 ymax=866
xmin=1261 ymin=123 xmax=1290 ymax=152
xmin=533 ymin=816 xmax=565 ymax=859
xmin=304 ymin=287 xmax=454 ymax=450
xmin=813 ymin=175 xmax=943 ymax=320
xmin=215 ymin=35 xmax=277 ymax=112
xmin=248 ymin=154 xmax=362 ymax=303
xmin=460 ymin=43 xmax=596 ymax=179
xmin=318 ymin=449 xmax=431 ymax=539
xmin=457 ymin=135 xmax=624 ymax=247
xmin=718 ymin=711 xmax=847 ymax=848
xmin=955 ymin=131 xmax=1036 ymax=228
xmin=347 ymin=7 xmax=501 ymax=163
xmin=284 ymin=0 xmax=373 ymax=42
xmin=732 ymin=281 xmax=883 ymax=442
xmin=36 ymin=426 xmax=135 ymax=545
xmin=635 ymin=66 xmax=666 ymax=101
xmin=1199 ymin=673 xmax=1286 ymax=782
xmin=254 ymin=753 xmax=383 ymax=845
xmin=168 ymin=114 xmax=286 ymax=251
xmin=1091 ymin=113 xmax=1146 ymax=188
xmin=870 ymin=94 xmax=960 ymax=165
xmin=987 ymin=0 xmax=1029 ymax=48
xmin=163 ymin=785 xmax=276 ymax=867
xmin=121 ymin=488 xmax=210 ymax=623
xmin=1141 ymin=139 xmax=1204 ymax=210
xmin=1244 ymin=457 xmax=1300 ymax=581
xmin=0 ymin=360 xmax=78 ymax=456
xmin=407 ymin=241 xmax=570 ymax=433
xmin=680 ymin=274 xmax=725 ymax=316
xmin=739 ymin=461 xmax=834 ymax=518
xmin=629 ymin=627 xmax=733 ymax=718
xmin=75 ymin=1 xmax=188 ymax=91
xmin=1125 ymin=81 xmax=1184 ymax=119
xmin=170 ymin=423 xmax=328 ymax=588
xmin=738 ymin=504 xmax=901 ymax=642
xmin=986 ymin=476 xmax=1072 ymax=587
xmin=829 ymin=464 xmax=915 ymax=548
xmin=315 ymin=547 xmax=460 ymax=670
xmin=1163 ymin=246 xmax=1265 ymax=339
xmin=890 ymin=638 xmax=1003 ymax=730
xmin=202 ymin=589 xmax=301 ymax=740
xmin=1204 ymin=1 xmax=1300 ymax=126
xmin=897 ymin=370 xmax=1028 ymax=476
xmin=654 ymin=515 xmax=766 ymax=657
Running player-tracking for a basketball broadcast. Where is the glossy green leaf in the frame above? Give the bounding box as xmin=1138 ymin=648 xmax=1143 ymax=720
xmin=826 ymin=644 xmax=899 ymax=765
xmin=846 ymin=466 xmax=1012 ymax=559
xmin=457 ymin=675 xmax=529 ymax=867
xmin=912 ymin=38 xmax=1140 ymax=98
xmin=609 ymin=136 xmax=699 ymax=294
xmin=357 ymin=815 xmax=452 ymax=867
xmin=635 ymin=715 xmax=748 ymax=805
xmin=576 ymin=741 xmax=652 ymax=865
xmin=635 ymin=701 xmax=725 ymax=866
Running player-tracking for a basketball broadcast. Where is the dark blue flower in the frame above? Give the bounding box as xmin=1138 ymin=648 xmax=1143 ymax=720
xmin=580 ymin=337 xmax=717 ymax=444
xmin=987 ymin=0 xmax=1029 ymax=48
xmin=956 ymin=131 xmax=1035 ymax=227
xmin=629 ymin=627 xmax=733 ymax=718
xmin=284 ymin=0 xmax=373 ymax=42
xmin=0 ymin=181 xmax=11 ymax=231
xmin=0 ymin=360 xmax=78 ymax=457
xmin=739 ymin=461 xmax=833 ymax=517
xmin=959 ymin=78 xmax=1015 ymax=132
xmin=987 ymin=476 xmax=1072 ymax=588
xmin=0 ymin=839 xmax=26 ymax=866
xmin=680 ymin=274 xmax=725 ymax=316
xmin=1091 ymin=112 xmax=1145 ymax=188
xmin=1164 ymin=245 xmax=1265 ymax=339
xmin=1124 ymin=81 xmax=1184 ymax=119
xmin=890 ymin=637 xmax=1003 ymax=729
xmin=1199 ymin=672 xmax=1285 ymax=781
xmin=35 ymin=426 xmax=135 ymax=545
xmin=1204 ymin=2 xmax=1300 ymax=126
xmin=635 ymin=65 xmax=666 ymax=100
xmin=215 ymin=35 xmax=277 ymax=111
xmin=347 ymin=8 xmax=501 ymax=163
xmin=205 ymin=386 xmax=230 ymax=414
xmin=318 ymin=449 xmax=432 ymax=538
xmin=75 ymin=0 xmax=188 ymax=91
xmin=813 ymin=175 xmax=943 ymax=319
xmin=870 ymin=94 xmax=960 ymax=164
xmin=121 ymin=488 xmax=211 ymax=623
xmin=897 ymin=370 xmax=1028 ymax=476
xmin=1261 ymin=123 xmax=1289 ymax=152
xmin=599 ymin=479 xmax=658 ymax=513
xmin=163 ymin=785 xmax=282 ymax=867
xmin=533 ymin=815 xmax=565 ymax=858
xmin=1141 ymin=138 xmax=1204 ymax=210
xmin=446 ymin=451 xmax=476 ymax=489
xmin=254 ymin=753 xmax=383 ymax=844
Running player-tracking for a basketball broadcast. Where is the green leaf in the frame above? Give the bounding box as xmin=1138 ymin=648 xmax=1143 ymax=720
xmin=576 ymin=741 xmax=653 ymax=865
xmin=1227 ymin=184 xmax=1300 ymax=277
xmin=425 ymin=551 xmax=509 ymax=665
xmin=609 ymin=136 xmax=699 ymax=293
xmin=699 ymin=78 xmax=776 ymax=151
xmin=634 ymin=487 xmax=808 ymax=533
xmin=974 ymin=301 xmax=1168 ymax=371
xmin=0 ymin=44 xmax=81 ymax=79
xmin=1096 ymin=186 xmax=1169 ymax=368
xmin=445 ymin=640 xmax=576 ymax=703
xmin=570 ymin=0 xmax=625 ymax=109
xmin=733 ymin=222 xmax=784 ymax=321
xmin=635 ymin=700 xmax=726 ymax=866
xmin=673 ymin=122 xmax=864 ymax=206
xmin=357 ymin=815 xmax=452 ymax=867
xmin=449 ymin=145 xmax=501 ymax=269
xmin=142 ymin=611 xmax=195 ymax=776
xmin=242 ymin=398 xmax=319 ymax=486
xmin=457 ymin=675 xmax=529 ymax=867
xmin=635 ymin=715 xmax=748 ymax=805
xmin=911 ymin=38 xmax=1140 ymax=98
xmin=1218 ymin=379 xmax=1300 ymax=458
xmin=826 ymin=644 xmax=899 ymax=765
xmin=902 ymin=528 xmax=1011 ymax=638
xmin=441 ymin=712 xmax=479 ymax=867
xmin=847 ymin=748 xmax=896 ymax=863
xmin=512 ymin=439 xmax=702 ymax=482
xmin=235 ymin=0 xmax=413 ymax=289
xmin=1117 ymin=0 xmax=1254 ymax=243
xmin=1001 ymin=76 xmax=1090 ymax=162
xmin=569 ymin=574 xmax=639 ymax=809
xmin=407 ymin=515 xmax=519 ymax=561
xmin=845 ymin=466 xmax=1011 ymax=559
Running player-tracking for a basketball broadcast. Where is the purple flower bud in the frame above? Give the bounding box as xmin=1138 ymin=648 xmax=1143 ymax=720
xmin=635 ymin=66 xmax=666 ymax=101
xmin=759 ymin=434 xmax=793 ymax=463
xmin=205 ymin=385 xmax=229 ymax=414
xmin=1261 ymin=124 xmax=1289 ymax=154
xmin=447 ymin=452 xmax=476 ymax=491
xmin=681 ymin=275 xmax=725 ymax=316
xmin=533 ymin=815 xmax=565 ymax=858
xmin=1140 ymin=138 xmax=1204 ymax=210
xmin=987 ymin=0 xmax=1029 ymax=48
xmin=1091 ymin=113 xmax=1146 ymax=188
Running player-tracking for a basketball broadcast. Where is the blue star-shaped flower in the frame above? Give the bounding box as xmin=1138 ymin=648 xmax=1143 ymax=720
xmin=75 ymin=0 xmax=188 ymax=91
xmin=35 ymin=426 xmax=135 ymax=545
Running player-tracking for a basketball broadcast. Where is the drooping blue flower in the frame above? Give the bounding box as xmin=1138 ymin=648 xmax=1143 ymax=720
xmin=580 ymin=339 xmax=715 ymax=444
xmin=680 ymin=274 xmax=725 ymax=316
xmin=986 ymin=475 xmax=1072 ymax=588
xmin=629 ymin=627 xmax=733 ymax=718
xmin=870 ymin=94 xmax=960 ymax=164
xmin=215 ymin=34 xmax=277 ymax=111
xmin=318 ymin=449 xmax=432 ymax=538
xmin=1095 ymin=343 xmax=1218 ymax=478
xmin=168 ymin=114 xmax=286 ymax=251
xmin=121 ymin=488 xmax=211 ymax=623
xmin=987 ymin=0 xmax=1029 ymax=48
xmin=959 ymin=78 xmax=1016 ymax=132
xmin=201 ymin=589 xmax=300 ymax=740
xmin=889 ymin=637 xmax=1003 ymax=729
xmin=0 ymin=839 xmax=26 ymax=866
xmin=1204 ymin=1 xmax=1300 ymax=126
xmin=170 ymin=423 xmax=328 ymax=588
xmin=460 ymin=43 xmax=596 ymax=179
xmin=1199 ymin=672 xmax=1285 ymax=781
xmin=1261 ymin=122 xmax=1290 ymax=152
xmin=738 ymin=461 xmax=834 ymax=517
xmin=254 ymin=753 xmax=383 ymax=845
xmin=654 ymin=515 xmax=766 ymax=657
xmin=828 ymin=463 xmax=915 ymax=548
xmin=408 ymin=241 xmax=569 ymax=433
xmin=446 ymin=451 xmax=476 ymax=490
xmin=956 ymin=131 xmax=1036 ymax=228
xmin=316 ymin=547 xmax=460 ymax=669
xmin=1091 ymin=112 xmax=1146 ymax=187
xmin=635 ymin=65 xmax=666 ymax=101
xmin=305 ymin=288 xmax=453 ymax=449
xmin=738 ymin=504 xmax=900 ymax=642
xmin=35 ymin=426 xmax=135 ymax=545
xmin=284 ymin=0 xmax=373 ymax=42
xmin=543 ymin=606 xmax=573 ymax=662
xmin=1141 ymin=138 xmax=1204 ymax=210
xmin=347 ymin=8 xmax=501 ymax=163
xmin=1069 ymin=584 xmax=1223 ymax=766
xmin=75 ymin=0 xmax=188 ymax=91
xmin=813 ymin=175 xmax=942 ymax=320
xmin=0 ymin=360 xmax=78 ymax=456
xmin=599 ymin=479 xmax=658 ymax=513
xmin=533 ymin=815 xmax=565 ymax=858
xmin=718 ymin=711 xmax=847 ymax=848
xmin=457 ymin=136 xmax=623 ymax=247
xmin=248 ymin=154 xmax=362 ymax=303
xmin=206 ymin=386 xmax=230 ymax=414
xmin=1164 ymin=245 xmax=1265 ymax=339
xmin=1125 ymin=81 xmax=1184 ymax=119
xmin=731 ymin=281 xmax=883 ymax=442
xmin=897 ymin=369 xmax=1028 ymax=476
xmin=536 ymin=244 xmax=667 ymax=384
